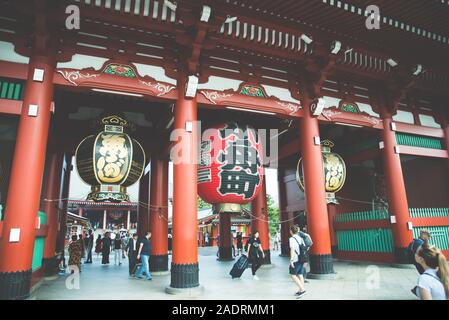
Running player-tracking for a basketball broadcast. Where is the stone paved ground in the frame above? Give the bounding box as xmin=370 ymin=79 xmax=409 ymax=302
xmin=32 ymin=247 xmax=419 ymax=300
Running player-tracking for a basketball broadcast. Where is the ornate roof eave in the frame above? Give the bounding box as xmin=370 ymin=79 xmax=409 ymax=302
xmin=55 ymin=60 xmax=177 ymax=100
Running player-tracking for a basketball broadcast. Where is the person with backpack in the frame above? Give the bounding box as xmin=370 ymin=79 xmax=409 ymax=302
xmin=412 ymin=241 xmax=449 ymax=300
xmin=289 ymin=225 xmax=307 ymax=298
xmin=299 ymin=226 xmax=313 ymax=281
xmin=408 ymin=229 xmax=431 ymax=274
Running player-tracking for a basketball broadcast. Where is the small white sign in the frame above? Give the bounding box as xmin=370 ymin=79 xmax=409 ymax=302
xmin=407 ymin=221 xmax=413 ymax=230
xmin=33 ymin=68 xmax=45 ymax=82
xmin=9 ymin=228 xmax=20 ymax=242
xmin=394 ymin=146 xmax=400 ymax=154
xmin=379 ymin=141 xmax=384 ymax=149
xmin=185 ymin=121 xmax=193 ymax=132
xmin=390 ymin=122 xmax=397 ymax=131
xmin=28 ymin=104 xmax=38 ymax=117
xmin=313 ymin=136 xmax=320 ymax=146
xmin=390 ymin=215 xmax=396 ymax=224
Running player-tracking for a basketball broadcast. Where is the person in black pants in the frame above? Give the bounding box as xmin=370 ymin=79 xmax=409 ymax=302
xmin=85 ymin=229 xmax=94 ymax=263
xmin=101 ymin=232 xmax=111 ymax=264
xmin=236 ymin=232 xmax=243 ymax=256
xmin=126 ymin=233 xmax=139 ymax=276
xmin=246 ymin=231 xmax=265 ymax=280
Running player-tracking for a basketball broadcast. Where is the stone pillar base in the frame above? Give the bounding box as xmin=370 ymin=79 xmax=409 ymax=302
xmin=309 ymin=253 xmax=335 ymax=275
xmin=280 ymin=244 xmax=289 ymax=256
xmin=262 ymin=249 xmax=271 ymax=265
xmin=169 ymin=262 xmax=199 ymax=289
xmin=42 ymin=256 xmax=59 ymax=277
xmin=218 ymin=246 xmax=234 ymax=261
xmin=150 ymin=254 xmax=169 ymax=272
xmin=306 ymin=272 xmax=338 ymax=280
xmin=331 ymin=246 xmax=338 ymax=258
xmin=0 ymin=269 xmax=32 ymax=300
xmin=165 ymin=285 xmax=204 ymax=297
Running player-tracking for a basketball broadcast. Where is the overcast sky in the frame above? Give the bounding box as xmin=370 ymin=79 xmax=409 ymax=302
xmin=69 ymin=158 xmax=279 ymax=215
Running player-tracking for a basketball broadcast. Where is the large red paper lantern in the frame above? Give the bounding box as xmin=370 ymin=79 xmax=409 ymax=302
xmin=198 ymin=122 xmax=264 ymax=212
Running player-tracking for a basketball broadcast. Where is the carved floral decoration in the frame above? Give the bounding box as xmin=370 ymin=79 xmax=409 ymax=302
xmin=102 ymin=64 xmax=137 ymax=78
xmin=57 ymin=70 xmax=100 ymax=86
xmin=139 ymin=80 xmax=176 ymax=96
xmin=200 ymin=90 xmax=234 ymax=104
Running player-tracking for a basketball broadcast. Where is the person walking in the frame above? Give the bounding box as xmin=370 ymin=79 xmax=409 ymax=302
xmin=231 ymin=232 xmax=236 ymax=258
xmin=68 ymin=234 xmax=83 ymax=273
xmin=289 ymin=225 xmax=307 ymax=298
xmin=113 ymin=232 xmax=122 ymax=266
xmin=413 ymin=241 xmax=449 ymax=300
xmin=95 ymin=234 xmax=102 ymax=258
xmin=236 ymin=232 xmax=243 ymax=256
xmin=246 ymin=231 xmax=265 ymax=280
xmin=273 ymin=232 xmax=280 ymax=251
xmin=126 ymin=233 xmax=139 ymax=277
xmin=84 ymin=229 xmax=94 ymax=263
xmin=408 ymin=229 xmax=431 ymax=274
xmin=299 ymin=226 xmax=313 ymax=282
xmin=136 ymin=232 xmax=152 ymax=280
xmin=121 ymin=233 xmax=128 ymax=259
xmin=101 ymin=232 xmax=111 ymax=264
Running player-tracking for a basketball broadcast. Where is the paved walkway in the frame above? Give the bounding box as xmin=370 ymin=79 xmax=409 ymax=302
xmin=33 ymin=247 xmax=419 ymax=300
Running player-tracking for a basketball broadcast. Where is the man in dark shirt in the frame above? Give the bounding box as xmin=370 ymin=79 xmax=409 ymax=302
xmin=85 ymin=229 xmax=94 ymax=264
xmin=136 ymin=232 xmax=152 ymax=280
xmin=126 ymin=233 xmax=139 ymax=276
xmin=101 ymin=232 xmax=111 ymax=264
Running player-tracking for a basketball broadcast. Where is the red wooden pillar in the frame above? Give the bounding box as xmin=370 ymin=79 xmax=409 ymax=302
xmin=218 ymin=213 xmax=233 ymax=261
xmin=167 ymin=74 xmax=200 ymax=293
xmin=380 ymin=113 xmax=413 ymax=263
xmin=137 ymin=172 xmax=150 ymax=238
xmin=212 ymin=225 xmax=218 ymax=246
xmin=250 ymin=177 xmax=271 ymax=264
xmin=42 ymin=149 xmax=64 ymax=277
xmin=299 ymin=102 xmax=334 ymax=277
xmin=149 ymin=157 xmax=169 ymax=273
xmin=278 ymin=168 xmax=291 ymax=257
xmin=0 ymin=54 xmax=55 ymax=299
xmin=327 ymin=204 xmax=338 ymax=256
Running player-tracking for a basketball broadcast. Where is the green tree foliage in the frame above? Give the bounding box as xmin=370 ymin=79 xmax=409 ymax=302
xmin=197 ymin=196 xmax=212 ymax=210
xmin=266 ymin=194 xmax=280 ymax=236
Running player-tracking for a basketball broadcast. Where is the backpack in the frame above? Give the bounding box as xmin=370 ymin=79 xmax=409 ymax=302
xmin=299 ymin=231 xmax=313 ymax=249
xmin=292 ymin=235 xmax=309 ymax=263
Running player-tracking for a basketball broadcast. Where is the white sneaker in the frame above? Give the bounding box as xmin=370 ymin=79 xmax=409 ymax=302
xmin=253 ymin=275 xmax=260 ymax=280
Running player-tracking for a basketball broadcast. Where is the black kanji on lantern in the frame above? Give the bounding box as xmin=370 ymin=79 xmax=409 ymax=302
xmin=217 ymin=131 xmax=261 ymax=199
xmin=218 ymin=122 xmax=259 ymax=143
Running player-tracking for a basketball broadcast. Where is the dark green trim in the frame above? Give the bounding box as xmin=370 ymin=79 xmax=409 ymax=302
xmin=396 ymin=133 xmax=443 ymax=149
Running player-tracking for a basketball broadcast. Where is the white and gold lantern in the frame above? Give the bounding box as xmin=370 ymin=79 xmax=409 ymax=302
xmin=296 ymin=140 xmax=346 ymax=204
xmin=75 ymin=115 xmax=145 ymax=202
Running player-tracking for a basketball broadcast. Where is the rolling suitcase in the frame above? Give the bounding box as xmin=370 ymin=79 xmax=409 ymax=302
xmin=229 ymin=254 xmax=249 ymax=279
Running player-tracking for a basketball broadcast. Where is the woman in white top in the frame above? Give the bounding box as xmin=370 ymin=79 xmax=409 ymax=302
xmin=414 ymin=242 xmax=449 ymax=300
